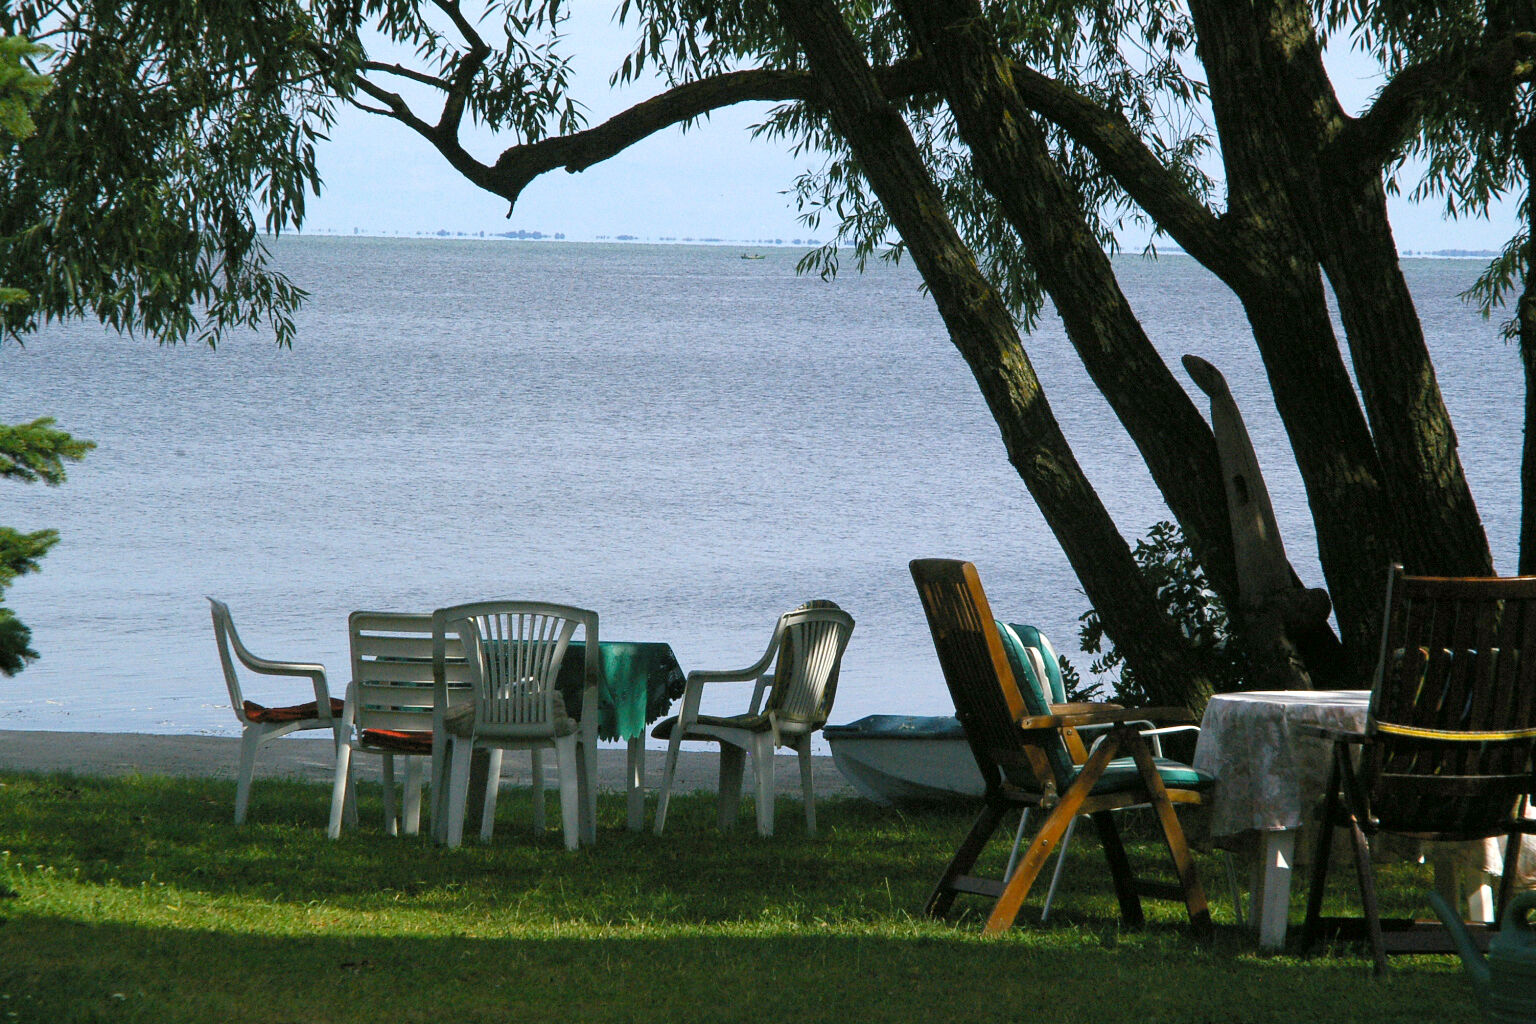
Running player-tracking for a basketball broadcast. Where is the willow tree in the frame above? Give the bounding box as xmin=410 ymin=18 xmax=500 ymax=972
xmin=10 ymin=1 xmax=1531 ymax=709
xmin=290 ymin=0 xmax=1530 ymax=709
xmin=0 ymin=2 xmax=357 ymax=670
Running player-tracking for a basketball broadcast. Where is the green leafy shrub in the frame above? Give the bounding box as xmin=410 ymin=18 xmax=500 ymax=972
xmin=1076 ymin=521 xmax=1246 ymax=706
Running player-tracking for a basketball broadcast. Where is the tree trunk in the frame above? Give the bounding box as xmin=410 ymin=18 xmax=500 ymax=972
xmin=1187 ymin=0 xmax=1400 ymax=673
xmin=771 ymin=0 xmax=1213 ymax=710
xmin=892 ymin=0 xmax=1238 ymax=607
xmin=1519 ymin=120 xmax=1536 ymax=576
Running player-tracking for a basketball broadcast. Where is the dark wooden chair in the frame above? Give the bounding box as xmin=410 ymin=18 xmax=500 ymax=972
xmin=909 ymin=558 xmax=1213 ymax=936
xmin=1302 ymin=564 xmax=1536 ymax=974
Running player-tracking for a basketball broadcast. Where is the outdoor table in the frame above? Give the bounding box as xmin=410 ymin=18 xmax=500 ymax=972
xmin=1193 ymin=689 xmax=1512 ymax=950
xmin=552 ymin=640 xmax=686 ymax=830
xmin=1193 ymin=690 xmax=1370 ymax=949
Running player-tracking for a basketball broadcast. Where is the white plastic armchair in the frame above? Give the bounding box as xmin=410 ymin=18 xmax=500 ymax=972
xmin=429 ymin=601 xmax=601 ymax=850
xmin=208 ymin=597 xmax=344 ymax=824
xmin=652 ymin=601 xmax=854 ymax=838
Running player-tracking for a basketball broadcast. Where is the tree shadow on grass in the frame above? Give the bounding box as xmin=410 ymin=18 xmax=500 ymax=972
xmin=0 ymin=917 xmax=1477 ymax=1024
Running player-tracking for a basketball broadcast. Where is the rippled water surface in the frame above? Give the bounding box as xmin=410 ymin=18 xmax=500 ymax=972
xmin=0 ymin=238 xmax=1519 ymax=745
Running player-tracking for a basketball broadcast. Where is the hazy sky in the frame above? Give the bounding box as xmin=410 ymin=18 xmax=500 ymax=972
xmin=301 ymin=8 xmax=1521 ymax=252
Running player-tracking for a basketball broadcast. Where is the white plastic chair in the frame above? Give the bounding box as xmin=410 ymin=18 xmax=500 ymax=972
xmin=652 ymin=601 xmax=855 ymax=838
xmin=328 ymin=611 xmax=477 ymax=839
xmin=430 ymin=601 xmax=601 ymax=850
xmin=208 ymin=597 xmax=344 ymax=824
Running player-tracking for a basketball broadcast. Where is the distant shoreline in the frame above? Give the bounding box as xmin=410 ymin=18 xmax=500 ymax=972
xmin=274 ymin=232 xmax=1501 ymax=260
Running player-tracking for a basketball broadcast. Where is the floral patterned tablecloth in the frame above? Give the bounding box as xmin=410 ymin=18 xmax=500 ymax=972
xmin=1192 ymin=689 xmax=1371 ymax=839
xmin=1193 ymin=689 xmax=1533 ymax=879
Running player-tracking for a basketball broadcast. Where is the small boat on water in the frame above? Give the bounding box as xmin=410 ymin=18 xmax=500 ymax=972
xmin=824 ymin=714 xmax=983 ymax=805
xmin=739 ymin=253 xmax=765 ymax=260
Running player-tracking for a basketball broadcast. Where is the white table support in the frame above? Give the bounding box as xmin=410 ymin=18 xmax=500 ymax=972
xmin=1253 ymin=829 xmax=1298 ymax=950
xmin=626 ymin=738 xmax=646 ymax=831
xmin=1245 ymin=828 xmax=1497 ymax=950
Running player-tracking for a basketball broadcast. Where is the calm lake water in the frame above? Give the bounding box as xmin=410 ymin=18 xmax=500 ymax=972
xmin=0 ymin=237 xmax=1520 ymax=747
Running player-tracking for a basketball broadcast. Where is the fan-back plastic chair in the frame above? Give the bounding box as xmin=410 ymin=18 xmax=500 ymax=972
xmin=208 ymin=597 xmax=344 ymax=824
xmin=1301 ymin=564 xmax=1536 ymax=974
xmin=328 ymin=611 xmax=477 ymax=839
xmin=652 ymin=601 xmax=855 ymax=837
xmin=909 ymin=559 xmax=1212 ymax=935
xmin=431 ymin=602 xmax=601 ymax=850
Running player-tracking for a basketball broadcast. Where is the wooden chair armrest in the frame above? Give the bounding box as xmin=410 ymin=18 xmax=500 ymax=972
xmin=1051 ymin=705 xmax=1196 ymax=728
xmin=1049 ymin=701 xmax=1124 ymax=715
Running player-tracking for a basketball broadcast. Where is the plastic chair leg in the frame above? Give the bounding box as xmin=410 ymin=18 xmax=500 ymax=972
xmin=335 ymin=724 xmax=358 ymax=828
xmin=381 ymin=754 xmax=399 ymax=835
xmin=429 ymin=743 xmax=449 ymax=844
xmin=234 ymin=728 xmax=263 ymax=824
xmin=579 ymin=737 xmax=597 ymax=846
xmin=402 ymin=756 xmax=423 ymax=835
xmin=797 ymin=740 xmax=816 ymax=836
xmin=653 ymin=729 xmax=685 ymax=835
xmin=480 ymin=748 xmax=504 ymax=842
xmin=718 ymin=746 xmax=746 ymax=830
xmin=752 ymin=734 xmax=775 ymax=838
xmin=327 ymin=743 xmax=353 ymax=839
xmin=556 ymin=735 xmax=580 ymax=851
xmin=444 ymin=739 xmax=475 ymax=849
xmin=529 ymin=749 xmax=544 ymax=833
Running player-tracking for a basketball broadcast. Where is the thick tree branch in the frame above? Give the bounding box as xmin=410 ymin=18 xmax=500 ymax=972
xmin=362 ymin=60 xmax=450 ymax=91
xmin=485 ymin=67 xmax=820 ymax=205
xmin=350 ymin=72 xmax=498 ymax=190
xmin=1336 ymin=31 xmax=1536 ymax=171
xmin=1005 ymin=61 xmax=1238 ymax=275
xmin=430 ymin=0 xmax=490 ymax=138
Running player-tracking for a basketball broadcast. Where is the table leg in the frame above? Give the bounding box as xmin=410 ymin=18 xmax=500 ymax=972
xmin=626 ymin=738 xmax=645 ymax=831
xmin=1250 ymin=829 xmax=1298 ymax=950
xmin=1433 ymin=853 xmax=1496 ymax=924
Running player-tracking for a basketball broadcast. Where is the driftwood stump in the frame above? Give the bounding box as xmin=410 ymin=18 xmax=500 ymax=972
xmin=1183 ymin=354 xmax=1345 ymax=689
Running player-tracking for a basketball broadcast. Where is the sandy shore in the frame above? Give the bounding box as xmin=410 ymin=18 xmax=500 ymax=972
xmin=0 ymin=728 xmax=855 ymax=798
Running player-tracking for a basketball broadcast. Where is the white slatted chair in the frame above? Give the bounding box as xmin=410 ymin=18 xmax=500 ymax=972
xmin=653 ymin=601 xmax=855 ymax=838
xmin=208 ymin=597 xmax=344 ymax=825
xmin=431 ymin=601 xmax=601 ymax=850
xmin=328 ymin=611 xmax=476 ymax=839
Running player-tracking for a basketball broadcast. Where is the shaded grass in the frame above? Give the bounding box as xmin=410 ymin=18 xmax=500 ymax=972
xmin=0 ymin=771 xmax=1480 ymax=1023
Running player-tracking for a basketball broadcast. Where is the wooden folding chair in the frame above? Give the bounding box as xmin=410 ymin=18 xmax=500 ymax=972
xmin=909 ymin=558 xmax=1212 ymax=936
xmin=1302 ymin=564 xmax=1536 ymax=974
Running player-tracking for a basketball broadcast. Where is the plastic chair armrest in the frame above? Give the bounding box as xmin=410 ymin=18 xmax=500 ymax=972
xmin=686 ymin=666 xmax=769 ymax=684
xmin=235 ymin=645 xmax=331 ymax=710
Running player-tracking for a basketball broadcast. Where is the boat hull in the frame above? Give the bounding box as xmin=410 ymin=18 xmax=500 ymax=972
xmin=824 ymin=715 xmax=983 ymax=805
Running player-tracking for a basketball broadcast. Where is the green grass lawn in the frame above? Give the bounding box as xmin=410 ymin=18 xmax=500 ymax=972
xmin=0 ymin=771 xmax=1481 ymax=1023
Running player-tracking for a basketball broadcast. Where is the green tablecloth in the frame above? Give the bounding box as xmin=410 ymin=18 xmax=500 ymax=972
xmin=553 ymin=641 xmax=686 ymax=742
